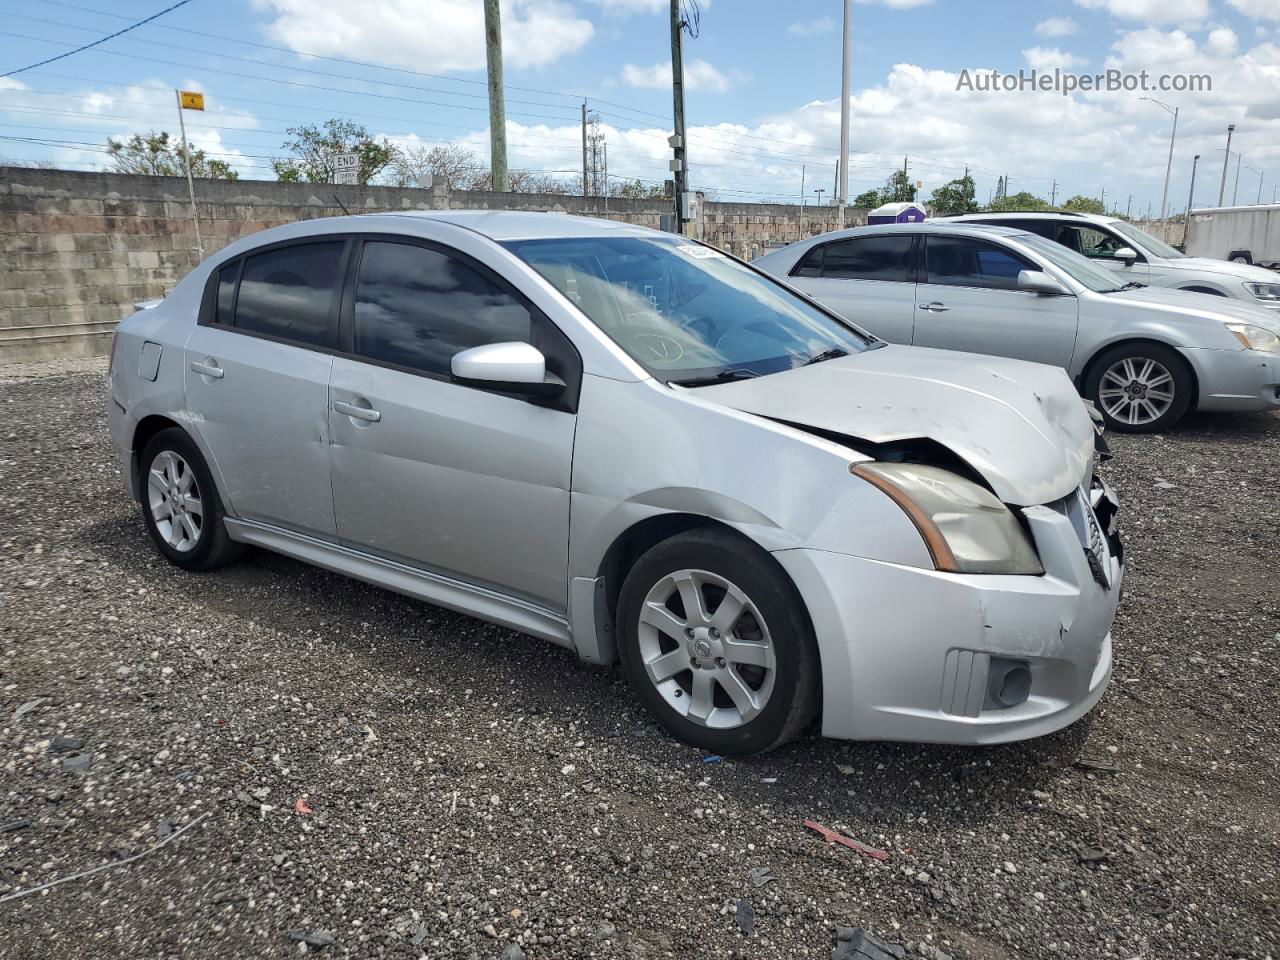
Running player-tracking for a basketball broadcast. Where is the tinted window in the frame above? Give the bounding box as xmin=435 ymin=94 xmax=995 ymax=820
xmin=215 ymin=261 xmax=239 ymax=325
xmin=925 ymin=236 xmax=1034 ymax=290
xmin=353 ymin=241 xmax=533 ymax=375
xmin=792 ymin=245 xmax=825 ymax=278
xmin=234 ymin=242 xmax=344 ymax=346
xmin=1058 ymin=225 xmax=1126 ymax=259
xmin=820 ymin=235 xmax=913 ymax=281
xmin=973 ymin=218 xmax=1057 ymax=239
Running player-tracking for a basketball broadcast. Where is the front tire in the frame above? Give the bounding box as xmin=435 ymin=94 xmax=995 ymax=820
xmin=616 ymin=528 xmax=820 ymax=755
xmin=139 ymin=428 xmax=243 ymax=571
xmin=1085 ymin=342 xmax=1193 ymax=433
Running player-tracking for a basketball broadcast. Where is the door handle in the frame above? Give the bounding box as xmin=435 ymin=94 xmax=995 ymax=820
xmin=190 ymin=359 xmax=224 ymax=379
xmin=333 ymin=399 xmax=381 ymax=423
xmin=920 ymin=302 xmax=950 ymax=313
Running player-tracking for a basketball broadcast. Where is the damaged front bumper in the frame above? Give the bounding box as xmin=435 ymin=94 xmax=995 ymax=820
xmin=776 ymin=479 xmax=1123 ymax=745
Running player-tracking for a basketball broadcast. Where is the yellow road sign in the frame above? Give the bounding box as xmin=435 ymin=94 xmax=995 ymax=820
xmin=179 ymin=90 xmax=205 ymax=111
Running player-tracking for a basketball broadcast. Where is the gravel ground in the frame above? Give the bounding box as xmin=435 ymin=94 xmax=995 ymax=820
xmin=1 ymin=358 xmax=1277 ymax=960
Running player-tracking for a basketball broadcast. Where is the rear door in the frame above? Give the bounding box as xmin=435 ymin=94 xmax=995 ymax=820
xmin=786 ymin=234 xmax=917 ymax=343
xmin=912 ymin=234 xmax=1080 ymax=367
xmin=184 ymin=238 xmax=348 ymax=539
xmin=327 ymin=237 xmax=579 ymax=611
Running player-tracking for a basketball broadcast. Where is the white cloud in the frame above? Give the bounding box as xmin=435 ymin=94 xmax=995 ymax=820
xmin=1074 ymin=0 xmax=1209 ymax=26
xmin=586 ymin=0 xmax=711 ymax=12
xmin=1227 ymin=0 xmax=1280 ymax=20
xmin=622 ymin=58 xmax=732 ymax=92
xmin=1206 ymin=26 xmax=1239 ymax=56
xmin=788 ymin=16 xmax=836 ymax=36
xmin=254 ymin=0 xmax=593 ymax=73
xmin=1034 ymin=16 xmax=1078 ymax=37
xmin=1023 ymin=46 xmax=1087 ymax=70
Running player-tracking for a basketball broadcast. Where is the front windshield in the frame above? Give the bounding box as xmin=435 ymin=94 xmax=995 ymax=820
xmin=503 ymin=236 xmax=873 ymax=383
xmin=1111 ymin=220 xmax=1185 ymax=259
xmin=1016 ymin=233 xmax=1129 ymax=293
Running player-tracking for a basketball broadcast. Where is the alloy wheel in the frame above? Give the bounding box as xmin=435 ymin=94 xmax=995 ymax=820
xmin=636 ymin=569 xmax=777 ymax=730
xmin=1098 ymin=356 xmax=1175 ymax=427
xmin=147 ymin=450 xmax=203 ymax=553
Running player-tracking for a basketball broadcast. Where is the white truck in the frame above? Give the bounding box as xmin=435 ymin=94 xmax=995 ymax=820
xmin=1185 ymin=204 xmax=1280 ymax=270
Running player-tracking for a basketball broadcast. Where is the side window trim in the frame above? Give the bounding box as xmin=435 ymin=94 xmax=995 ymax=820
xmin=196 ymin=236 xmax=353 ymax=354
xmin=340 ymin=233 xmax=584 ymax=412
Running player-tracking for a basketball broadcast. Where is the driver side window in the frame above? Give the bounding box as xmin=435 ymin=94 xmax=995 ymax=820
xmin=1059 ymin=226 xmax=1129 ymax=260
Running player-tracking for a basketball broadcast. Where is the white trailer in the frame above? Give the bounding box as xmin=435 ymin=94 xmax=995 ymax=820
xmin=1185 ymin=204 xmax=1280 ymax=269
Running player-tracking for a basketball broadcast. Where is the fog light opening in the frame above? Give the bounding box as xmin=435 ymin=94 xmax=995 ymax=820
xmin=985 ymin=658 xmax=1032 ymax=710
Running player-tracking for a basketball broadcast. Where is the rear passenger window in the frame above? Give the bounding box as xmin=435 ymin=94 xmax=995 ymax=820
xmin=817 ymin=236 xmax=913 ymax=281
xmin=215 ymin=261 xmax=239 ymax=325
xmin=234 ymin=242 xmax=344 ymax=347
xmin=353 ymin=241 xmax=533 ymax=376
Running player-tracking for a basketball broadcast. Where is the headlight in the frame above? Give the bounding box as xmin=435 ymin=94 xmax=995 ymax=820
xmin=1244 ymin=282 xmax=1280 ymax=303
xmin=1224 ymin=322 xmax=1280 ymax=354
xmin=853 ymin=462 xmax=1043 ymax=575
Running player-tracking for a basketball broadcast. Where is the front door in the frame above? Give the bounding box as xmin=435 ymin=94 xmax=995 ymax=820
xmin=327 ymin=238 xmax=578 ymax=611
xmin=184 ymin=239 xmax=348 ymax=539
xmin=912 ymin=235 xmax=1080 ymax=368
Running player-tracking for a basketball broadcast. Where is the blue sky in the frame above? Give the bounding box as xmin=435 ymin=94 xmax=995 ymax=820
xmin=1 ymin=0 xmax=1278 ymax=213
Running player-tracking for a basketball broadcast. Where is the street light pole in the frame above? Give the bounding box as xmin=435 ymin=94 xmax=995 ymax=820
xmin=1218 ymin=123 xmax=1235 ymax=206
xmin=1185 ymin=153 xmax=1200 ymax=220
xmin=1141 ymin=97 xmax=1178 ymax=223
xmin=1233 ymin=152 xmax=1242 ymax=206
xmin=837 ymin=0 xmax=851 ymax=229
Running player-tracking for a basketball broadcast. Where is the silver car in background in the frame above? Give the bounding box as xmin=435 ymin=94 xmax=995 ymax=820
xmin=946 ymin=211 xmax=1280 ymax=308
xmin=756 ymin=222 xmax=1280 ymax=432
xmin=108 ymin=211 xmax=1121 ymax=754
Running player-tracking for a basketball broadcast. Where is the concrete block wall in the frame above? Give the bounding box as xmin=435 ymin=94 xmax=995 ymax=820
xmin=0 ymin=167 xmax=858 ymax=362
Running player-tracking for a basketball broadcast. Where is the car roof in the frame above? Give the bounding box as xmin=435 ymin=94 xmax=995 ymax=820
xmin=784 ymin=222 xmax=1033 ymax=242
xmin=946 ymin=211 xmax=1114 ymax=224
xmin=377 ymin=209 xmax=663 ymax=242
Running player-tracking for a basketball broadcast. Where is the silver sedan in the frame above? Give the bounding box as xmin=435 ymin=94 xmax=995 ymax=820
xmin=755 ymin=222 xmax=1280 ymax=432
xmin=108 ymin=212 xmax=1121 ymax=754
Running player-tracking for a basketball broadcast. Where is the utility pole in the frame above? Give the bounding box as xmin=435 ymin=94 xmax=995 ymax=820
xmin=1257 ymin=167 xmax=1264 ymax=205
xmin=1050 ymin=179 xmax=1057 ymax=207
xmin=581 ymin=101 xmax=588 ymax=197
xmin=1218 ymin=123 xmax=1235 ymax=206
xmin=1186 ymin=153 xmax=1200 ymax=219
xmin=1233 ymin=152 xmax=1242 ymax=205
xmin=1100 ymin=187 xmax=1105 ymax=212
xmin=173 ymin=89 xmax=204 ymax=261
xmin=483 ymin=0 xmax=507 ymax=191
xmin=799 ymin=164 xmax=806 ymax=237
xmin=669 ymin=0 xmax=688 ymax=234
xmin=837 ymin=0 xmax=851 ymax=229
xmin=1126 ymin=195 xmax=1132 ymax=219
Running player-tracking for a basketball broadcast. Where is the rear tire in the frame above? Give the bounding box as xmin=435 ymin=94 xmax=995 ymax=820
xmin=1085 ymin=342 xmax=1193 ymax=433
xmin=139 ymin=428 xmax=243 ymax=571
xmin=616 ymin=528 xmax=820 ymax=755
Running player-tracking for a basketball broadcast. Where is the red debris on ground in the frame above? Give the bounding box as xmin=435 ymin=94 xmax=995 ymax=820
xmin=803 ymin=819 xmax=889 ymax=861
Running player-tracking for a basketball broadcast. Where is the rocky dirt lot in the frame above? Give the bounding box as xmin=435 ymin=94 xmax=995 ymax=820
xmin=1 ymin=359 xmax=1277 ymax=960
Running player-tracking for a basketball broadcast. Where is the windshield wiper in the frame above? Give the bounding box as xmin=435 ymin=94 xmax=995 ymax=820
xmin=668 ymin=370 xmax=759 ymax=388
xmin=804 ymin=347 xmax=850 ymax=366
xmin=1119 ymin=281 xmax=1146 ymax=290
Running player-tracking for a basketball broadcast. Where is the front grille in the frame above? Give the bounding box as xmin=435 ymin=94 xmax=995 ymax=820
xmin=1060 ymin=480 xmax=1119 ymax=588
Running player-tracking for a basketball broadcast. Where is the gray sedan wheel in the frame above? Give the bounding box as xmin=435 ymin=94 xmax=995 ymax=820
xmin=1086 ymin=343 xmax=1192 ymax=433
xmin=139 ymin=428 xmax=243 ymax=571
xmin=617 ymin=528 xmax=820 ymax=755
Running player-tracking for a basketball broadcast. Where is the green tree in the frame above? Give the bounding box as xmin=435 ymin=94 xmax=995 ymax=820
xmin=106 ymin=131 xmax=238 ymax=180
xmin=272 ymin=119 xmax=396 ymax=185
xmin=1063 ymin=194 xmax=1106 ymax=215
xmin=986 ymin=190 xmax=1050 ymax=212
xmin=612 ymin=178 xmax=667 ymax=199
xmin=852 ymin=188 xmax=883 ymax=208
xmin=928 ymin=174 xmax=978 ymax=215
xmin=851 ymin=168 xmax=917 ymax=209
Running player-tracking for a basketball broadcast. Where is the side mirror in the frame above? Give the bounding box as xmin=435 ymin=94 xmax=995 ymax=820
xmin=1114 ymin=246 xmax=1139 ymax=266
xmin=451 ymin=342 xmax=565 ymax=398
xmin=1016 ymin=269 xmax=1070 ymax=296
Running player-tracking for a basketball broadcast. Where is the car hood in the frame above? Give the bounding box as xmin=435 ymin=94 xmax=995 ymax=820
xmin=1162 ymin=257 xmax=1280 ymax=284
xmin=1105 ymin=285 xmax=1280 ymax=332
xmin=692 ymin=345 xmax=1095 ymax=506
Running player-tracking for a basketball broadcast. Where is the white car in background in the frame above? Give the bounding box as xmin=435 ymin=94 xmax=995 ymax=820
xmin=946 ymin=211 xmax=1280 ymax=310
xmin=755 ymin=222 xmax=1280 ymax=432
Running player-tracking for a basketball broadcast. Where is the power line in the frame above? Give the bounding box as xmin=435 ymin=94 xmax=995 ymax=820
xmin=0 ymin=0 xmax=193 ymax=78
